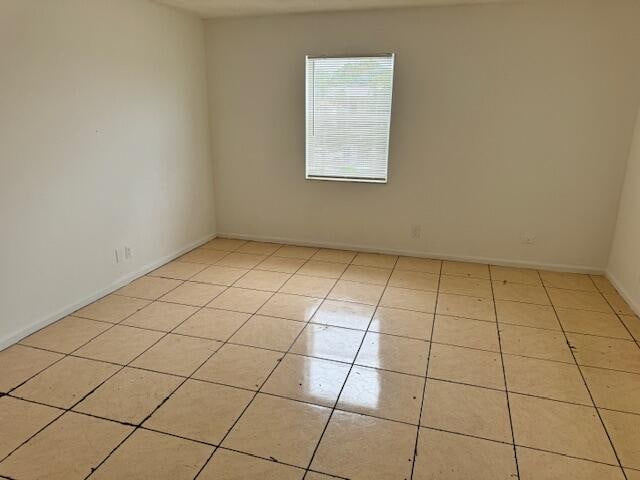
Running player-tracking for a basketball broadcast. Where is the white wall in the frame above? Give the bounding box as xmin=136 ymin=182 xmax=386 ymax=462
xmin=0 ymin=0 xmax=216 ymax=347
xmin=205 ymin=0 xmax=640 ymax=272
xmin=608 ymin=107 xmax=640 ymax=314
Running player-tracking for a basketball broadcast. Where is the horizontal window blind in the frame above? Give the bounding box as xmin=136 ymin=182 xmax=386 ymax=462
xmin=305 ymin=54 xmax=395 ymax=183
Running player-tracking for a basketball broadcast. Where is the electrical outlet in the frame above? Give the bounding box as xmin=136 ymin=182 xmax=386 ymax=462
xmin=520 ymin=233 xmax=536 ymax=245
xmin=125 ymin=246 xmax=132 ymax=260
xmin=114 ymin=248 xmax=121 ymax=264
xmin=411 ymin=225 xmax=422 ymax=239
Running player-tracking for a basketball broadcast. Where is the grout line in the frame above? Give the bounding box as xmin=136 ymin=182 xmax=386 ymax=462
xmin=490 ymin=267 xmax=521 ymax=479
xmin=408 ymin=260 xmax=442 ymax=479
xmin=538 ymin=271 xmax=629 ymax=480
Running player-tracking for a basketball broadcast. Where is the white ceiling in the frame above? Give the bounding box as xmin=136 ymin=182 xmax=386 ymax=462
xmin=156 ymin=0 xmax=519 ymax=18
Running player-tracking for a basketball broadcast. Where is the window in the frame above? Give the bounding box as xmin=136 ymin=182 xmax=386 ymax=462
xmin=305 ymin=54 xmax=395 ymax=183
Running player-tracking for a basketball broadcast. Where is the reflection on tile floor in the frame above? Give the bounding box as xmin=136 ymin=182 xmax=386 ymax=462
xmin=1 ymin=238 xmax=640 ymax=479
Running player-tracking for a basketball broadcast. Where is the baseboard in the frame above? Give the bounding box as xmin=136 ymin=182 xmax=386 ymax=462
xmin=0 ymin=232 xmax=217 ymax=350
xmin=217 ymin=231 xmax=605 ymax=275
xmin=605 ymin=271 xmax=640 ymax=317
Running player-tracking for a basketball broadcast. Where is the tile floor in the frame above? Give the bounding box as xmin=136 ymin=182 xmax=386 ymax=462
xmin=1 ymin=238 xmax=640 ymax=479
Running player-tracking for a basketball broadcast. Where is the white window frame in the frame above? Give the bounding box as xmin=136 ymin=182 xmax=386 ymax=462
xmin=305 ymin=54 xmax=395 ymax=184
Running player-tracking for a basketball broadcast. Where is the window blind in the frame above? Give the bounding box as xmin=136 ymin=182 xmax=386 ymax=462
xmin=305 ymin=54 xmax=395 ymax=183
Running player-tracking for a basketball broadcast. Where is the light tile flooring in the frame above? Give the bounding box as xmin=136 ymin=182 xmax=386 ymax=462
xmin=1 ymin=238 xmax=640 ymax=479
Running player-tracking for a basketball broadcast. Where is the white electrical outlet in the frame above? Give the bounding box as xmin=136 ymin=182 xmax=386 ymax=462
xmin=411 ymin=225 xmax=422 ymax=239
xmin=520 ymin=233 xmax=536 ymax=245
xmin=125 ymin=246 xmax=132 ymax=260
xmin=114 ymin=248 xmax=121 ymax=263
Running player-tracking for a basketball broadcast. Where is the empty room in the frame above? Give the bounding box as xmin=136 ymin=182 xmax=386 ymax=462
xmin=2 ymin=0 xmax=640 ymax=478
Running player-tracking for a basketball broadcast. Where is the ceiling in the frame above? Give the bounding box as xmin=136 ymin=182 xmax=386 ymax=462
xmin=155 ymin=0 xmax=518 ymax=18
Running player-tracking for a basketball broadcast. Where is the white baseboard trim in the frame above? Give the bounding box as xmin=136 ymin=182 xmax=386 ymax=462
xmin=605 ymin=271 xmax=640 ymax=317
xmin=217 ymin=231 xmax=605 ymax=275
xmin=0 ymin=232 xmax=217 ymax=351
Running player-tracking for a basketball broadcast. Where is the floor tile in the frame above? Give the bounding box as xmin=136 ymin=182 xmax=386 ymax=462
xmin=223 ymin=394 xmax=330 ymax=467
xmin=337 ymin=365 xmax=424 ymax=423
xmin=567 ymin=333 xmax=640 ymax=373
xmin=179 ymin=247 xmax=229 ymax=264
xmin=341 ymin=265 xmax=391 ymax=285
xmin=433 ymin=315 xmax=499 ymax=351
xmin=311 ymin=248 xmax=356 ymax=263
xmin=258 ymin=292 xmax=323 ymax=320
xmin=355 ymin=332 xmax=429 ymax=376
xmin=591 ymin=275 xmax=618 ymax=294
xmin=237 ymin=241 xmax=282 ymax=255
xmin=517 ymin=447 xmax=625 ymax=480
xmin=499 ymin=324 xmax=574 ymax=363
xmin=436 ymin=293 xmax=496 ymax=321
xmin=493 ymin=280 xmax=550 ymax=305
xmin=144 ymin=379 xmax=253 ymax=444
xmin=556 ymin=308 xmax=631 ymax=339
xmin=395 ymin=256 xmax=441 ymax=273
xmin=190 ymin=265 xmax=248 ymax=286
xmin=442 ymin=260 xmax=490 ymax=279
xmin=540 ymin=271 xmax=598 ymax=292
xmin=422 ymin=379 xmax=511 ymax=442
xmin=510 ymin=393 xmax=617 ymax=463
xmin=19 ymin=316 xmax=110 ymax=353
xmin=311 ymin=410 xmax=415 ymax=480
xmin=116 ymin=276 xmax=182 ymax=300
xmin=121 ymin=301 xmax=198 ymax=332
xmin=90 ymin=429 xmax=212 ymax=480
xmin=0 ymin=345 xmax=63 ymax=393
xmin=207 ymin=287 xmax=273 ymax=313
xmin=130 ymin=334 xmax=221 ymax=376
xmin=159 ymin=281 xmax=226 ymax=307
xmin=274 ymin=245 xmax=319 ymax=259
xmin=0 ymin=396 xmax=62 ymax=460
xmin=193 ymin=343 xmax=282 ymax=390
xmin=262 ymin=354 xmax=350 ymax=407
xmin=490 ymin=265 xmax=541 ymax=286
xmin=495 ymin=300 xmax=560 ymax=329
xmin=352 ymin=252 xmax=397 ymax=269
xmin=280 ymin=275 xmax=336 ymax=298
xmin=234 ymin=270 xmax=291 ymax=291
xmin=254 ymin=256 xmax=306 ymax=273
xmin=328 ymin=280 xmax=384 ymax=305
xmin=203 ymin=238 xmax=247 ymax=251
xmin=305 ymin=473 xmax=337 ymax=480
xmin=310 ymin=299 xmax=375 ymax=330
xmin=428 ymin=343 xmax=504 ymax=389
xmin=626 ymin=469 xmax=640 ymax=480
xmin=198 ymin=448 xmax=305 ymax=480
xmin=74 ymin=294 xmax=150 ymax=323
xmin=369 ymin=306 xmax=432 ymax=339
xmin=172 ymin=308 xmax=250 ymax=341
xmin=621 ymin=315 xmax=640 ymax=340
xmin=603 ymin=291 xmax=635 ymax=315
xmin=413 ymin=428 xmax=517 ymax=480
xmin=503 ymin=354 xmax=592 ymax=404
xmin=291 ymin=324 xmax=365 ymax=363
xmin=439 ymin=275 xmax=492 ymax=298
xmin=13 ymin=356 xmax=119 ymax=408
xmin=230 ymin=315 xmax=305 ymax=351
xmin=75 ymin=325 xmax=164 ymax=364
xmin=148 ymin=261 xmax=207 ymax=281
xmin=74 ymin=367 xmax=181 ymax=424
xmin=388 ymin=269 xmax=439 ymax=291
xmin=581 ymin=367 xmax=640 ymax=414
xmin=0 ymin=412 xmax=132 ymax=480
xmin=547 ymin=288 xmax=612 ymax=313
xmin=380 ymin=286 xmax=437 ymax=313
xmin=297 ymin=260 xmax=348 ymax=279
xmin=216 ymin=252 xmax=267 ymax=269
xmin=600 ymin=410 xmax=640 ymax=469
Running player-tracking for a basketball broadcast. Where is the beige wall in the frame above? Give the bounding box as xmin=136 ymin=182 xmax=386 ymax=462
xmin=205 ymin=0 xmax=640 ymax=272
xmin=608 ymin=107 xmax=640 ymax=315
xmin=0 ymin=0 xmax=216 ymax=347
